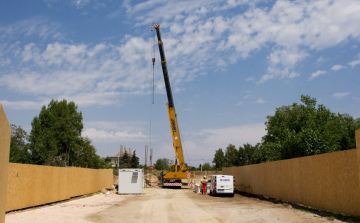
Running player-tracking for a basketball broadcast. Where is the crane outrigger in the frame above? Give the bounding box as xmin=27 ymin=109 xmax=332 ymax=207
xmin=152 ymin=23 xmax=195 ymax=188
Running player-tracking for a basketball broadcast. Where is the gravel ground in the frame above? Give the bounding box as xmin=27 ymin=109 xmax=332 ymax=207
xmin=6 ymin=187 xmax=344 ymax=223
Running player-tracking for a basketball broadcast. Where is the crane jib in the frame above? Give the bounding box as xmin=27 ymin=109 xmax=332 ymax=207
xmin=154 ymin=26 xmax=175 ymax=108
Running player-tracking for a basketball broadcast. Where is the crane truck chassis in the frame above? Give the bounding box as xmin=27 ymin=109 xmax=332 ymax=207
xmin=152 ymin=23 xmax=195 ymax=188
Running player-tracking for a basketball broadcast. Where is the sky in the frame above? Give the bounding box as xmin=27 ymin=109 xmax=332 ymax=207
xmin=1 ymin=0 xmax=359 ymax=167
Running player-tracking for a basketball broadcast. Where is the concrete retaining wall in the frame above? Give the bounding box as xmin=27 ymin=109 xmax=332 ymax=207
xmin=0 ymin=103 xmax=11 ymax=223
xmin=6 ymin=164 xmax=113 ymax=212
xmin=223 ymin=129 xmax=360 ymax=216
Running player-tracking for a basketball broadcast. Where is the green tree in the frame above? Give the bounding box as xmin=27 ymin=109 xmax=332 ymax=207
xmin=154 ymin=158 xmax=169 ymax=170
xmin=73 ymin=137 xmax=102 ymax=168
xmin=261 ymin=95 xmax=360 ymax=161
xmin=9 ymin=124 xmax=31 ymax=164
xmin=130 ymin=150 xmax=140 ymax=168
xmin=43 ymin=156 xmax=66 ymax=167
xmin=212 ymin=148 xmax=225 ymax=170
xmin=202 ymin=162 xmax=212 ymax=171
xmin=28 ymin=99 xmax=101 ymax=168
xmin=225 ymin=144 xmax=238 ymax=167
xmin=104 ymin=156 xmax=111 ymax=163
xmin=238 ymin=143 xmax=259 ymax=166
xmin=122 ymin=150 xmax=129 ymax=168
xmin=98 ymin=157 xmax=112 ymax=169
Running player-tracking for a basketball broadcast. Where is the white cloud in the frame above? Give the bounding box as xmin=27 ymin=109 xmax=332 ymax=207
xmin=0 ymin=16 xmax=62 ymax=40
xmin=258 ymin=67 xmax=300 ymax=84
xmin=82 ymin=128 xmax=147 ymax=143
xmin=84 ymin=121 xmax=147 ymax=132
xmin=73 ymin=0 xmax=91 ymax=9
xmin=256 ymin=99 xmax=265 ymax=104
xmin=309 ymin=70 xmax=327 ymax=80
xmin=56 ymin=92 xmax=122 ymax=106
xmin=0 ymin=92 xmax=123 ymax=110
xmin=0 ymin=39 xmax=156 ymax=106
xmin=317 ymin=57 xmax=328 ymax=63
xmin=181 ymin=123 xmax=266 ymax=162
xmin=257 ymin=73 xmax=276 ymax=84
xmin=288 ymin=71 xmax=300 ymax=78
xmin=234 ymin=101 xmax=243 ymax=106
xmin=348 ymin=54 xmax=360 ymax=67
xmin=245 ymin=77 xmax=254 ymax=81
xmin=244 ymin=94 xmax=250 ymax=99
xmin=331 ymin=65 xmax=346 ymax=71
xmin=0 ymin=100 xmax=48 ymax=110
xmin=268 ymin=48 xmax=308 ymax=68
xmin=2 ymin=0 xmax=360 ymax=110
xmin=351 ymin=45 xmax=357 ymax=49
xmin=127 ymin=0 xmax=360 ymax=83
xmin=348 ymin=59 xmax=360 ymax=67
xmin=199 ymin=124 xmax=266 ymax=147
xmin=122 ymin=0 xmax=132 ymax=13
xmin=332 ymin=92 xmax=350 ymax=99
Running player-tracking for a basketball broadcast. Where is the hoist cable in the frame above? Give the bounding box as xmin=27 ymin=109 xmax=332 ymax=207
xmin=178 ymin=123 xmax=191 ymax=167
xmin=152 ymin=28 xmax=155 ymax=104
xmin=150 ymin=28 xmax=155 ymax=157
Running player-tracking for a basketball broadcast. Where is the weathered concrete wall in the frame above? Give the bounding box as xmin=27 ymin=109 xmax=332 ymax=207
xmin=0 ymin=103 xmax=11 ymax=223
xmin=6 ymin=164 xmax=113 ymax=212
xmin=223 ymin=129 xmax=360 ymax=216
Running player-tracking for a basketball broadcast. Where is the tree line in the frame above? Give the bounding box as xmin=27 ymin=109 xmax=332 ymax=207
xmin=9 ymin=99 xmax=134 ymax=169
xmin=154 ymin=158 xmax=214 ymax=171
xmin=212 ymin=95 xmax=360 ymax=170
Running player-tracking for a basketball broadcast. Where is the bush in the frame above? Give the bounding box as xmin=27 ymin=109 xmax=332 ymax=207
xmin=113 ymin=168 xmax=119 ymax=176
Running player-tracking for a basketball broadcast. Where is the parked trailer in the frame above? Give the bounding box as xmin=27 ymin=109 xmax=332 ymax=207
xmin=209 ymin=175 xmax=235 ymax=197
xmin=118 ymin=169 xmax=144 ymax=194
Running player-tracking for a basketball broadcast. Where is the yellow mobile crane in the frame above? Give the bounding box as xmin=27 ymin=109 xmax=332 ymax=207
xmin=152 ymin=23 xmax=195 ymax=188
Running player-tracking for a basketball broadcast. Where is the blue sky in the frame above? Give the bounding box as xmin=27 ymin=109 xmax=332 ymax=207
xmin=1 ymin=0 xmax=359 ymax=167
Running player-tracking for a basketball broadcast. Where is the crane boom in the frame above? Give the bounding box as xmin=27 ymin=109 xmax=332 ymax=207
xmin=153 ymin=24 xmax=174 ymax=109
xmin=152 ymin=23 xmax=194 ymax=187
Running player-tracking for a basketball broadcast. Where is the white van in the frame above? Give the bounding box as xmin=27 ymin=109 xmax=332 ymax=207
xmin=209 ymin=175 xmax=235 ymax=197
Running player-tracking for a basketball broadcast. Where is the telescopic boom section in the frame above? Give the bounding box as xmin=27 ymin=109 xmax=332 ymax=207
xmin=152 ymin=23 xmax=186 ymax=172
xmin=152 ymin=23 xmax=174 ymax=108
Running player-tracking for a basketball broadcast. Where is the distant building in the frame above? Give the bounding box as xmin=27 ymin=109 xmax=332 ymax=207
xmin=111 ymin=148 xmax=133 ymax=168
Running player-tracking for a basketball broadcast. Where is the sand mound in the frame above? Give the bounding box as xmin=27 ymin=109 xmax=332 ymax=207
xmin=144 ymin=173 xmax=159 ymax=183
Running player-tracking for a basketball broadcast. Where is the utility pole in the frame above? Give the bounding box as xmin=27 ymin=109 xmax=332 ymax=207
xmin=118 ymin=145 xmax=123 ymax=168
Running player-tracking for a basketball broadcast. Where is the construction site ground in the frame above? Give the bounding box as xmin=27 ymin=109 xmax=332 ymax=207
xmin=6 ymin=187 xmax=347 ymax=223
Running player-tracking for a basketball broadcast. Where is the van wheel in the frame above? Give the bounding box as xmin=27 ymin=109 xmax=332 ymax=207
xmin=230 ymin=193 xmax=234 ymax=197
xmin=210 ymin=190 xmax=212 ymax=195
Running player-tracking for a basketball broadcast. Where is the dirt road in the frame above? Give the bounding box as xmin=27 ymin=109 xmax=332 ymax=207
xmin=6 ymin=188 xmax=342 ymax=223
